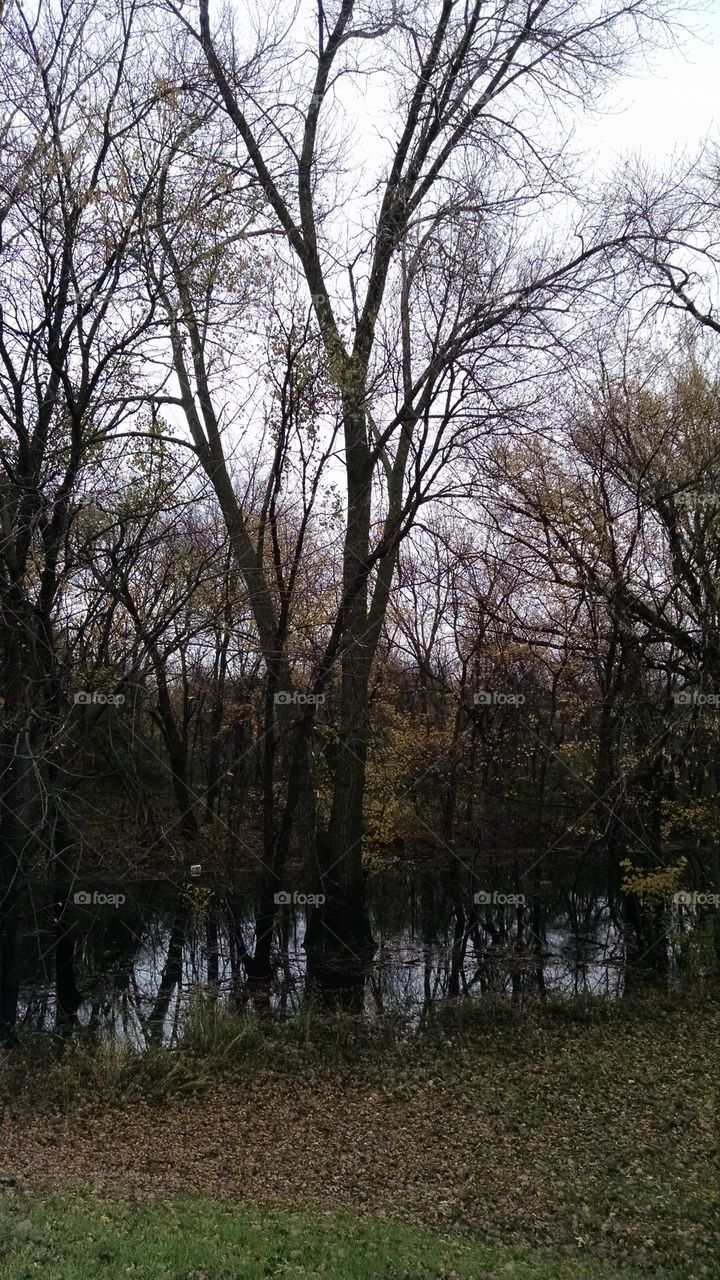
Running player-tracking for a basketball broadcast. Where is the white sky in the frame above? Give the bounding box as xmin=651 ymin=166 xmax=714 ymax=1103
xmin=579 ymin=6 xmax=720 ymax=167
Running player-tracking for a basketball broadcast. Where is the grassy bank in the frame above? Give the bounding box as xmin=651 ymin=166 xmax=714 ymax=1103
xmin=0 ymin=994 xmax=718 ymax=1279
xmin=0 ymin=1188 xmax=675 ymax=1279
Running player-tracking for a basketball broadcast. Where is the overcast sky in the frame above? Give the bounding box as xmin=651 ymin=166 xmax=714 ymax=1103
xmin=579 ymin=5 xmax=720 ymax=167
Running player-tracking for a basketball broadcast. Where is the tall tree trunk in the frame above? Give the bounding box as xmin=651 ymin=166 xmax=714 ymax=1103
xmin=0 ymin=589 xmax=35 ymax=1043
xmin=306 ymin=388 xmax=375 ymax=969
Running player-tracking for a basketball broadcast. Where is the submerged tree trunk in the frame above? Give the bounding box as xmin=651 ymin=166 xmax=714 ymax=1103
xmin=147 ymin=900 xmax=189 ymax=1046
xmin=53 ymin=815 xmax=82 ymax=1034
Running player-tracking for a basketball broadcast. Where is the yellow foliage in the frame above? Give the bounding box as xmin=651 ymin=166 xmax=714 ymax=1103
xmin=364 ymin=699 xmax=454 ymax=856
xmin=620 ymin=857 xmax=688 ymax=906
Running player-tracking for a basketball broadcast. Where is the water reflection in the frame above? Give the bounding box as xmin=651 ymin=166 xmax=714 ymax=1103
xmin=11 ymin=869 xmax=714 ymax=1046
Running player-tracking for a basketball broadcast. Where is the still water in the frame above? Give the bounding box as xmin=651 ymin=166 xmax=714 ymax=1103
xmin=13 ymin=867 xmax=712 ymax=1045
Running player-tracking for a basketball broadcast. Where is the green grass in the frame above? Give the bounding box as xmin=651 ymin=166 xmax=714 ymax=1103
xmin=0 ymin=1188 xmax=660 ymax=1280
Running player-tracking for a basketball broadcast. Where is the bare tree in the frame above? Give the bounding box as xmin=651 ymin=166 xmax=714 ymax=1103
xmin=482 ymin=339 xmax=720 ymax=972
xmin=159 ymin=0 xmax=678 ymax=969
xmin=0 ymin=0 xmax=176 ymax=1036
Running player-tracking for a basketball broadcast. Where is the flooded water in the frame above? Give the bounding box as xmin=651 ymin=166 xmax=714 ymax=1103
xmin=11 ymin=864 xmax=715 ymax=1046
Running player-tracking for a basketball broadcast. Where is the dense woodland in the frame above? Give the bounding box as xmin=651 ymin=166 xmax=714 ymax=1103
xmin=2 ymin=0 xmax=720 ymax=1038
